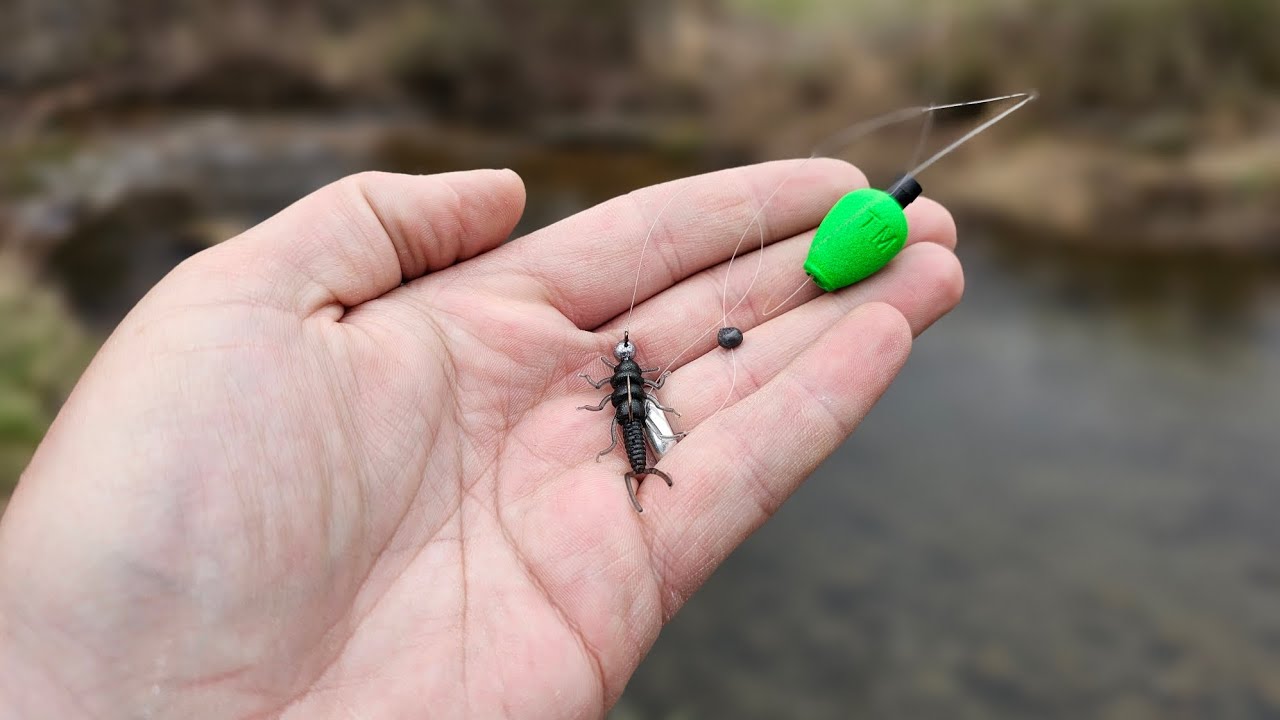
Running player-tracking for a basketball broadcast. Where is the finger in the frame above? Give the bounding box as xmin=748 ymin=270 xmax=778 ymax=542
xmin=493 ymin=159 xmax=866 ymax=329
xmin=654 ymin=242 xmax=963 ymax=431
xmin=641 ymin=302 xmax=913 ymax=612
xmin=208 ymin=169 xmax=526 ymax=314
xmin=593 ymin=193 xmax=958 ymax=371
xmin=906 ymin=196 xmax=957 ymax=251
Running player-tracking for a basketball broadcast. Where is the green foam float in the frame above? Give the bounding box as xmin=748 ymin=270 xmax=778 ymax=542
xmin=803 ymin=178 xmax=919 ymax=292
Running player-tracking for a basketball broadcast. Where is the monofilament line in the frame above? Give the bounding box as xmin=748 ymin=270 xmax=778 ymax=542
xmin=724 ymin=92 xmax=1039 ymax=328
xmin=757 ymin=90 xmax=1039 ymax=318
xmin=655 ymin=91 xmax=1039 ymax=377
xmin=907 ymin=91 xmax=1038 ymax=176
xmin=623 ymin=180 xmax=697 ymax=334
xmin=908 ymin=99 xmax=936 ymax=176
xmin=720 ymin=183 xmax=771 ymax=326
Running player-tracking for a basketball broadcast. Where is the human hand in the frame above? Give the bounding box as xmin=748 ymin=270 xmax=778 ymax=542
xmin=0 ymin=161 xmax=960 ymax=718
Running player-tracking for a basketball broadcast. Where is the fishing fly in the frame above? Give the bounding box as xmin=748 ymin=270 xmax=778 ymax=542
xmin=580 ymin=90 xmax=1038 ymax=513
xmin=577 ymin=332 xmax=686 ymax=513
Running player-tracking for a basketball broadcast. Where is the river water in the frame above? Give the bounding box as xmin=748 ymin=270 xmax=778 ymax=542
xmin=618 ymin=236 xmax=1280 ymax=719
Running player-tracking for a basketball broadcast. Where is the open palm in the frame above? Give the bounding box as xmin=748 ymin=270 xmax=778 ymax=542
xmin=0 ymin=161 xmax=961 ymax=718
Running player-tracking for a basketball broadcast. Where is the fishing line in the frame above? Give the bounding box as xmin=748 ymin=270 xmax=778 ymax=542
xmin=622 ymin=99 xmax=982 ymax=347
xmin=623 ymin=181 xmax=696 ymax=334
xmin=908 ymin=91 xmax=1038 ymax=176
xmin=651 ymin=90 xmax=1038 ymax=381
xmin=580 ymin=89 xmax=1036 ymax=511
xmin=907 ymin=100 xmax=936 ymax=178
xmin=708 ymin=347 xmax=738 ymax=417
xmin=758 ymin=90 xmax=1038 ymax=317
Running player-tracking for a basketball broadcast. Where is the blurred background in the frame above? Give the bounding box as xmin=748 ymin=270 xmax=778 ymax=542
xmin=2 ymin=0 xmax=1279 ymax=717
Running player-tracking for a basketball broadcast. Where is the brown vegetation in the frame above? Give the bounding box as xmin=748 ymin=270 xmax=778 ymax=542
xmin=1 ymin=0 xmax=1279 ymax=490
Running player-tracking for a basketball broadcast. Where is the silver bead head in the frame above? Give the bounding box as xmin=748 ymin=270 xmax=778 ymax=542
xmin=614 ymin=339 xmax=636 ymax=360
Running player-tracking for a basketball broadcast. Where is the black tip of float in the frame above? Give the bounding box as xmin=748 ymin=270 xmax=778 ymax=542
xmin=886 ymin=175 xmax=922 ymax=209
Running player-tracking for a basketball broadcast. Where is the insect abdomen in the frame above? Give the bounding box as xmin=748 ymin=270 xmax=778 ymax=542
xmin=622 ymin=420 xmax=647 ymax=474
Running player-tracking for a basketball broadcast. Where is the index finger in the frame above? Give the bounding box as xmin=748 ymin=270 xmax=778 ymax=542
xmin=488 ymin=159 xmax=867 ymax=330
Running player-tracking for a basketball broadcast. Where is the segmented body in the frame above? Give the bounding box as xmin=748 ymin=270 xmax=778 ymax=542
xmin=579 ymin=336 xmax=682 ymax=513
xmin=608 ymin=357 xmax=653 ymax=475
xmin=622 ymin=420 xmax=648 ymax=475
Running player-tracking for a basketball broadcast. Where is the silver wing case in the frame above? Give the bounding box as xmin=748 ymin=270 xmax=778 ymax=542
xmin=644 ymin=395 xmax=680 ymax=457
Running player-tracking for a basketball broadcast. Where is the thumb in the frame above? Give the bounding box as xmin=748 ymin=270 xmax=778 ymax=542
xmin=207 ymin=169 xmax=526 ymax=313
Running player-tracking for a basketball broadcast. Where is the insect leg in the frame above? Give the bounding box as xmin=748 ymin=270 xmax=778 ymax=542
xmin=578 ymin=373 xmax=610 ymax=389
xmin=643 ymin=370 xmax=672 ymax=389
xmin=578 ymin=395 xmax=610 ymax=411
xmin=644 ymin=396 xmax=682 ymax=456
xmin=648 ymin=400 xmax=681 ymax=417
xmin=595 ymin=422 xmax=619 ymax=461
xmin=600 ymin=357 xmax=618 ymax=370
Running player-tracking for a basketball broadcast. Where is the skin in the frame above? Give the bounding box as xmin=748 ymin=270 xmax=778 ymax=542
xmin=0 ymin=160 xmax=962 ymax=719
